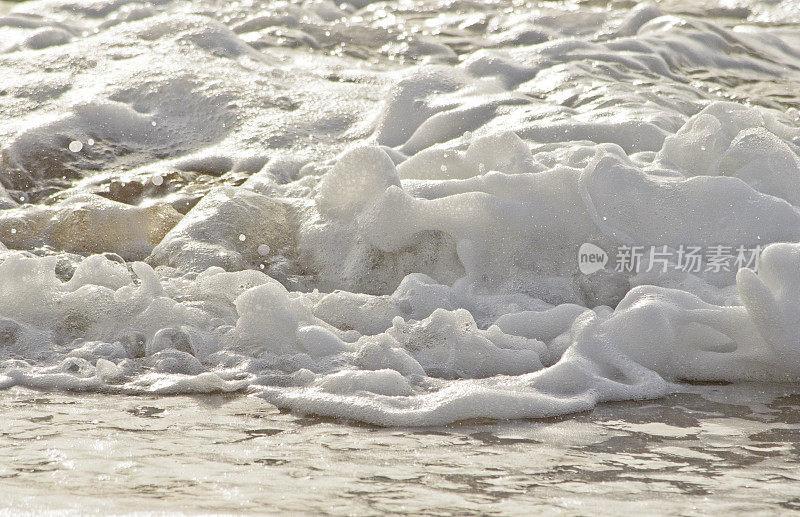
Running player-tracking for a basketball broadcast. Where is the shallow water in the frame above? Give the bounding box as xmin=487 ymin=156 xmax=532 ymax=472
xmin=2 ymin=385 xmax=800 ymax=515
xmin=4 ymin=0 xmax=800 ymax=507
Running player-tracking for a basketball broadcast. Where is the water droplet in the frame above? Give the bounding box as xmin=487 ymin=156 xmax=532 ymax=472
xmin=151 ymin=175 xmax=163 ymax=186
xmin=87 ymin=138 xmax=95 ymax=146
xmin=257 ymin=244 xmax=270 ymax=256
xmin=68 ymin=141 xmax=83 ymax=153
xmin=239 ymin=234 xmax=246 ymax=242
xmin=10 ymin=228 xmax=16 ymax=234
xmin=151 ymin=121 xmax=157 ymax=126
xmin=440 ymin=165 xmax=447 ymax=172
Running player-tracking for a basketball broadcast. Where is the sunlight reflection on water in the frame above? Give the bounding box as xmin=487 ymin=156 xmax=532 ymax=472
xmin=2 ymin=385 xmax=799 ymax=514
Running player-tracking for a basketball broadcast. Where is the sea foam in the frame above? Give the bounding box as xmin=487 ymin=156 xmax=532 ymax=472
xmin=2 ymin=0 xmax=800 ymax=424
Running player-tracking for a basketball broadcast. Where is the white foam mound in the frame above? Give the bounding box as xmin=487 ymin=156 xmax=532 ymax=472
xmin=259 ymin=243 xmax=800 ymax=425
xmin=3 ymin=0 xmax=800 ymax=425
xmin=0 ymin=240 xmax=799 ymax=424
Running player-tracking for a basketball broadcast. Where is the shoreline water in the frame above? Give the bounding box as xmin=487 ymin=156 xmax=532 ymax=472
xmin=2 ymin=0 xmax=800 ymax=510
xmin=2 ymin=384 xmax=799 ymax=514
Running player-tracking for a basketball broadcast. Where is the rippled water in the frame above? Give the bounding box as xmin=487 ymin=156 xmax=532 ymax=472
xmin=2 ymin=384 xmax=800 ymax=514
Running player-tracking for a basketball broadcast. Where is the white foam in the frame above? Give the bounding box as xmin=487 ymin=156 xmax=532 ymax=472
xmin=2 ymin=0 xmax=800 ymax=425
